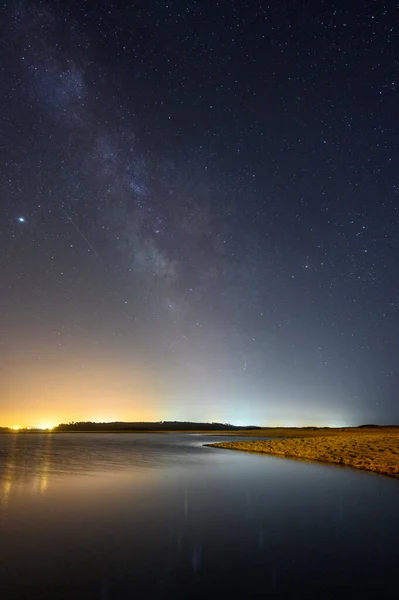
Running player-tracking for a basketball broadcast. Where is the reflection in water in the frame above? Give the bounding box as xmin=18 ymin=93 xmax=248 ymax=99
xmin=245 ymin=490 xmax=252 ymax=518
xmin=192 ymin=543 xmax=203 ymax=572
xmin=2 ymin=433 xmax=18 ymax=507
xmin=0 ymin=433 xmax=398 ymax=599
xmin=184 ymin=486 xmax=188 ymax=519
xmin=2 ymin=480 xmax=11 ymax=507
xmin=35 ymin=433 xmax=53 ymax=495
xmin=1 ymin=433 xmax=53 ymax=507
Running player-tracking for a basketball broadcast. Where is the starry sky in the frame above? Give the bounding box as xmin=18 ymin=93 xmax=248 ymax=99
xmin=0 ymin=0 xmax=397 ymax=428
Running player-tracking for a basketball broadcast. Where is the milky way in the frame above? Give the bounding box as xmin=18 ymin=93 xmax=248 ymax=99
xmin=0 ymin=1 xmax=398 ymax=426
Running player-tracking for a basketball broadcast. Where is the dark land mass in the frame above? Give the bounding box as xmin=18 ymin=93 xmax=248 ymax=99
xmin=54 ymin=421 xmax=261 ymax=432
xmin=0 ymin=421 xmax=260 ymax=433
xmin=0 ymin=422 xmax=398 ymax=434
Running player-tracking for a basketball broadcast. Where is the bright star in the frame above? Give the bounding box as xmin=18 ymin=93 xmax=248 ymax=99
xmin=18 ymin=217 xmax=25 ymax=223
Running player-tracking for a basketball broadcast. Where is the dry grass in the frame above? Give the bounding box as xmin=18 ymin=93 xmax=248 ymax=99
xmin=207 ymin=431 xmax=399 ymax=479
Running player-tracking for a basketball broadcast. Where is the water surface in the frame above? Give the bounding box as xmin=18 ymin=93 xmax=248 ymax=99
xmin=0 ymin=433 xmax=398 ymax=599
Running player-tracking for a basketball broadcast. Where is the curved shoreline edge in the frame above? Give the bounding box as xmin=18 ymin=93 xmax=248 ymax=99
xmin=205 ymin=433 xmax=399 ymax=480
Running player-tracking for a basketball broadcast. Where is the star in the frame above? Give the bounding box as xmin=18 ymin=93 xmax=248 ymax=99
xmin=0 ymin=0 xmax=397 ymax=430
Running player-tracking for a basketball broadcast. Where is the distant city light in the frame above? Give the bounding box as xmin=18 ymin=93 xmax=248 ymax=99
xmin=36 ymin=423 xmax=56 ymax=431
xmin=9 ymin=423 xmax=55 ymax=431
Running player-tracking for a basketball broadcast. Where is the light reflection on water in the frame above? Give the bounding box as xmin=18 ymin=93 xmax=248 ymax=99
xmin=0 ymin=433 xmax=398 ymax=599
xmin=1 ymin=433 xmax=54 ymax=506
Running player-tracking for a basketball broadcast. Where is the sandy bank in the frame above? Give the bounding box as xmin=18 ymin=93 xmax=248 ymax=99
xmin=207 ymin=433 xmax=399 ymax=479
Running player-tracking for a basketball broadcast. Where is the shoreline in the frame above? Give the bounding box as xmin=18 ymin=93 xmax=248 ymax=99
xmin=2 ymin=426 xmax=398 ymax=436
xmin=206 ymin=432 xmax=399 ymax=480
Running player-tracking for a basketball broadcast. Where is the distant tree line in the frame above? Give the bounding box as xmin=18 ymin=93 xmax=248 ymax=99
xmin=357 ymin=424 xmax=399 ymax=428
xmin=54 ymin=421 xmax=261 ymax=432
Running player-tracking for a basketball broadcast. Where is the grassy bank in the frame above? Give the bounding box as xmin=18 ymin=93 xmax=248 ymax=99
xmin=207 ymin=431 xmax=399 ymax=479
xmin=204 ymin=426 xmax=399 ymax=438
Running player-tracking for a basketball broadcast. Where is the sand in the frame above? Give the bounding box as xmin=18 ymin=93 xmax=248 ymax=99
xmin=207 ymin=432 xmax=399 ymax=479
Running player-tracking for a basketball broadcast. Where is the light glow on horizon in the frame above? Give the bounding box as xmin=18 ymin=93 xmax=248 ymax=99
xmin=1 ymin=418 xmax=355 ymax=430
xmin=0 ymin=355 xmax=163 ymax=429
xmin=9 ymin=423 xmax=55 ymax=431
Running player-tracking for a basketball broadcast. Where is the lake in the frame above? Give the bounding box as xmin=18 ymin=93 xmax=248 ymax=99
xmin=0 ymin=433 xmax=398 ymax=599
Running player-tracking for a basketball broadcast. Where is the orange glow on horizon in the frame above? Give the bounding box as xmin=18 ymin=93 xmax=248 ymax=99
xmin=1 ymin=355 xmax=164 ymax=429
xmin=35 ymin=423 xmax=56 ymax=431
xmin=1 ymin=411 xmax=163 ymax=429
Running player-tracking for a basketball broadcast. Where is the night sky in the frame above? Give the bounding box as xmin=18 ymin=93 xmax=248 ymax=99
xmin=1 ymin=1 xmax=397 ymax=428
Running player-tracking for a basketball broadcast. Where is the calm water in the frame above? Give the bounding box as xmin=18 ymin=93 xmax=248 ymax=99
xmin=0 ymin=433 xmax=398 ymax=599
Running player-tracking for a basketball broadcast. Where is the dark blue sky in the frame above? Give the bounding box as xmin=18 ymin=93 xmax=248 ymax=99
xmin=0 ymin=0 xmax=397 ymax=427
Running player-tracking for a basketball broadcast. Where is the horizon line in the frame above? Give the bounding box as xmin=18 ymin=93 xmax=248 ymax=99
xmin=1 ymin=420 xmax=398 ymax=432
